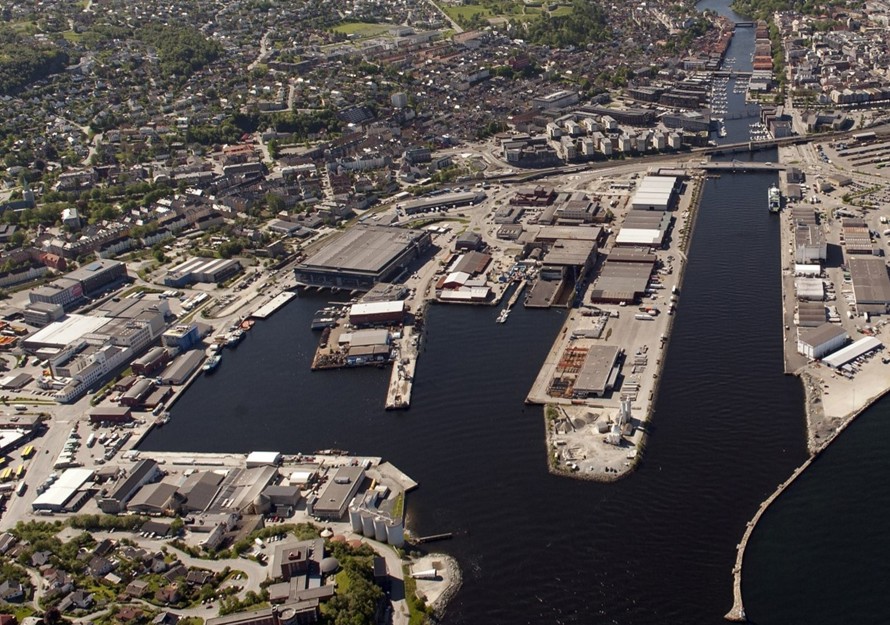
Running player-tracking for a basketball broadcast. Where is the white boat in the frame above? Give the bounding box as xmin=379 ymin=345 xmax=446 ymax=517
xmin=202 ymin=354 xmax=222 ymax=373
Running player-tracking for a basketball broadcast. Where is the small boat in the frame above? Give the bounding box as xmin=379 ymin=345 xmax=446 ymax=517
xmin=496 ymin=309 xmax=510 ymax=324
xmin=240 ymin=319 xmax=255 ymax=331
xmin=202 ymin=354 xmax=222 ymax=373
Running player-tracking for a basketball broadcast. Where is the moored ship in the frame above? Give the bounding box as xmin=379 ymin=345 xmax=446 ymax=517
xmin=768 ymin=185 xmax=781 ymax=213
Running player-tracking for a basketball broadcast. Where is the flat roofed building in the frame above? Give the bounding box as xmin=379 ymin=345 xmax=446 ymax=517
xmin=310 ymin=466 xmax=365 ymax=520
xmin=400 ymin=191 xmax=485 ymax=215
xmin=533 ymin=225 xmax=604 ymax=245
xmin=573 ymin=346 xmax=620 ymax=398
xmin=246 ymin=451 xmax=282 ymax=467
xmin=345 ymin=329 xmax=390 ymax=348
xmin=32 ymin=468 xmax=94 ymax=512
xmin=89 ymin=406 xmax=133 ymax=424
xmin=543 ymin=239 xmax=597 ymax=267
xmin=630 ymin=176 xmax=678 ymax=211
xmin=271 ymin=537 xmax=325 ymax=581
xmin=797 ymin=323 xmax=849 ymax=359
xmin=795 ymin=222 xmax=827 ymax=263
xmin=348 ymin=300 xmax=405 ymax=326
xmin=606 ymin=247 xmax=656 ymax=263
xmin=589 ymin=259 xmax=655 ymax=303
xmin=66 ymin=259 xmax=127 ymax=294
xmin=849 ymin=257 xmax=890 ymax=313
xmin=295 ymin=226 xmax=431 ymax=290
xmin=28 ymin=278 xmax=83 ymax=309
xmin=23 ymin=314 xmax=110 ymax=351
xmin=206 ymin=603 xmax=319 ymax=625
xmin=23 ymin=302 xmax=65 ymax=327
xmin=533 ymin=89 xmax=579 ymax=109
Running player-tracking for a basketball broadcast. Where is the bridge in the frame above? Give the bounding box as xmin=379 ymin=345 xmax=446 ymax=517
xmin=713 ymin=70 xmax=753 ymax=78
xmin=699 ymin=161 xmax=785 ymax=172
xmin=734 ymin=21 xmax=755 ymax=27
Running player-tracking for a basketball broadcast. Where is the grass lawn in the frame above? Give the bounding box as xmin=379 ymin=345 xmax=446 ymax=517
xmin=442 ymin=4 xmax=493 ymax=20
xmin=549 ymin=5 xmax=573 ymax=16
xmin=331 ymin=21 xmax=391 ymax=38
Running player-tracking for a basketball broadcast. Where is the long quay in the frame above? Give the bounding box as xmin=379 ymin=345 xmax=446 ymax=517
xmin=250 ymin=291 xmax=296 ymax=319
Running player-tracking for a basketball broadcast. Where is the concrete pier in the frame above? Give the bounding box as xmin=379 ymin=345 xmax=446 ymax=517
xmin=250 ymin=291 xmax=296 ymax=319
xmin=385 ymin=325 xmax=418 ymax=410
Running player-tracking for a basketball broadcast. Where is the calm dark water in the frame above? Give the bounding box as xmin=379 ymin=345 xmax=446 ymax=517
xmin=143 ymin=168 xmax=809 ymax=623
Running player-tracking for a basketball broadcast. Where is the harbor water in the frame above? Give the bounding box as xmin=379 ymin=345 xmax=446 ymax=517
xmin=143 ymin=171 xmax=811 ymax=624
xmin=141 ymin=1 xmax=890 ymax=621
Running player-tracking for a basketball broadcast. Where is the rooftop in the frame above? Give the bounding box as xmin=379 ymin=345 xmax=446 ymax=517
xmin=300 ymin=226 xmax=428 ymax=274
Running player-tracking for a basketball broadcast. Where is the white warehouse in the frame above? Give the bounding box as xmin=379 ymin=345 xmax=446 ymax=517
xmin=630 ymin=176 xmax=679 ymax=211
xmin=797 ymin=323 xmax=849 ymax=360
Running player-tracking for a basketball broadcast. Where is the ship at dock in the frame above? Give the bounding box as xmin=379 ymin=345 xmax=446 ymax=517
xmin=311 ymin=306 xmax=342 ymax=330
xmin=202 ymin=353 xmax=221 ymax=373
xmin=768 ymin=185 xmax=782 ymax=213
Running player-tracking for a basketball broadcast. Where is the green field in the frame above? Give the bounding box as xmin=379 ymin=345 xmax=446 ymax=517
xmin=442 ymin=4 xmax=494 ymax=21
xmin=549 ymin=5 xmax=573 ymax=16
xmin=331 ymin=21 xmax=391 ymax=38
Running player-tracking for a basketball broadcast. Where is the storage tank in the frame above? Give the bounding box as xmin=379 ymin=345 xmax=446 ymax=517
xmin=348 ymin=506 xmax=363 ymax=532
xmin=373 ymin=516 xmax=388 ymax=542
xmin=386 ymin=519 xmax=405 ymax=547
xmin=361 ymin=511 xmax=375 ymax=536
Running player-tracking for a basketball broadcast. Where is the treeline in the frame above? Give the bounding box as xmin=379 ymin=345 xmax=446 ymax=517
xmin=137 ymin=25 xmax=222 ymax=79
xmin=731 ymin=0 xmax=844 ymax=20
xmin=0 ymin=29 xmax=69 ymax=95
xmin=521 ymin=0 xmax=611 ymax=47
xmin=187 ymin=109 xmax=341 ymax=146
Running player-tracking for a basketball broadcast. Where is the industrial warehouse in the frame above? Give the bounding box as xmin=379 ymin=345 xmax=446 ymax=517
xmin=164 ymin=257 xmax=243 ymax=287
xmin=295 ymin=225 xmax=432 ymax=290
xmin=399 ymin=190 xmax=486 ymax=215
xmin=630 ymin=175 xmax=680 ymax=211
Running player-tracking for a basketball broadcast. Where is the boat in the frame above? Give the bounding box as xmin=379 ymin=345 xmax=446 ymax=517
xmin=225 ymin=330 xmax=244 ymax=348
xmin=202 ymin=354 xmax=222 ymax=373
xmin=240 ymin=319 xmax=255 ymax=331
xmin=768 ymin=185 xmax=781 ymax=213
xmin=496 ymin=308 xmax=510 ymax=324
xmin=311 ymin=307 xmax=341 ymax=330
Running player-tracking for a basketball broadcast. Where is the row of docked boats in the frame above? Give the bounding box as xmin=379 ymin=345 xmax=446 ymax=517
xmin=203 ymin=319 xmax=255 ymax=374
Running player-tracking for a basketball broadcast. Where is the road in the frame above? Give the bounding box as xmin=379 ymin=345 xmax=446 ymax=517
xmin=425 ymin=0 xmax=463 ymax=33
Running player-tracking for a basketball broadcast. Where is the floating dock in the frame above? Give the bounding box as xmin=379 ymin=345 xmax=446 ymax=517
xmin=251 ymin=291 xmax=296 ymax=319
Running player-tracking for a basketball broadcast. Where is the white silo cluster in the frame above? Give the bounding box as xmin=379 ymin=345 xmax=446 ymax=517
xmin=348 ymin=487 xmax=405 ymax=547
